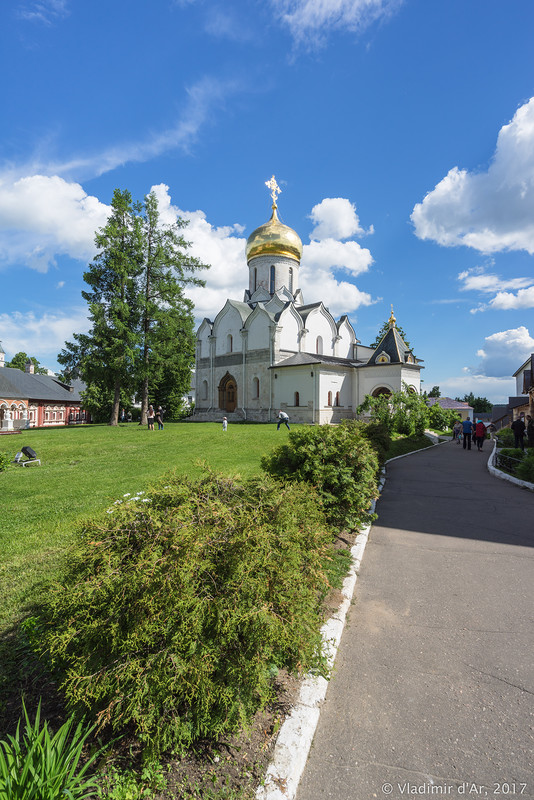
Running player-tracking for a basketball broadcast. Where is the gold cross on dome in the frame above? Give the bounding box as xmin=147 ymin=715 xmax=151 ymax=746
xmin=265 ymin=175 xmax=281 ymax=206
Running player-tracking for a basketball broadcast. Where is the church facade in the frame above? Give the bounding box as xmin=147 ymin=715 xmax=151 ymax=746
xmin=194 ymin=180 xmax=422 ymax=424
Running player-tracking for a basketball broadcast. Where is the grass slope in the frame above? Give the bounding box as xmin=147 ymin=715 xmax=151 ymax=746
xmin=0 ymin=423 xmax=285 ymax=630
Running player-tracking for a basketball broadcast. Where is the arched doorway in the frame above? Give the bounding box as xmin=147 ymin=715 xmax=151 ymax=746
xmin=372 ymin=386 xmax=392 ymax=397
xmin=218 ymin=373 xmax=238 ymax=412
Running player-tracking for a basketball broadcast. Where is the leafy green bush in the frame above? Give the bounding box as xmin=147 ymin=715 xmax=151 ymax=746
xmin=497 ymin=447 xmax=524 ymax=474
xmin=428 ymin=404 xmax=458 ymax=431
xmin=40 ymin=472 xmax=338 ymax=755
xmin=0 ymin=452 xmax=10 ymax=473
xmin=261 ymin=420 xmax=379 ymax=529
xmin=497 ymin=428 xmax=515 ymax=447
xmin=516 ymin=452 xmax=534 ymax=482
xmin=359 ymin=421 xmax=391 ymax=466
xmin=0 ymin=700 xmax=102 ymax=799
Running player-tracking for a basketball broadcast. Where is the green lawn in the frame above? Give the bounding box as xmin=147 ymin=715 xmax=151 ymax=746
xmin=0 ymin=422 xmax=286 ymax=631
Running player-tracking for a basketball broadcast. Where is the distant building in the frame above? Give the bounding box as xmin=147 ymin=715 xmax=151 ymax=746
xmin=0 ymin=346 xmax=90 ymax=431
xmin=426 ymin=396 xmax=473 ymax=421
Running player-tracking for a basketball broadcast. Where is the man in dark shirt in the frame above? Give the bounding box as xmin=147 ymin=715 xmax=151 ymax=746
xmin=511 ymin=417 xmax=526 ymax=450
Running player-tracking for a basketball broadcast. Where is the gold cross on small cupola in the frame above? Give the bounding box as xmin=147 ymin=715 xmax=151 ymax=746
xmin=388 ymin=305 xmax=396 ymax=328
xmin=265 ymin=175 xmax=281 ymax=208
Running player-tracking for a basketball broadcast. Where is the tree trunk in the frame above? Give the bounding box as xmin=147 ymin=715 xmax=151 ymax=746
xmin=139 ymin=374 xmax=149 ymax=425
xmin=110 ymin=378 xmax=121 ymax=425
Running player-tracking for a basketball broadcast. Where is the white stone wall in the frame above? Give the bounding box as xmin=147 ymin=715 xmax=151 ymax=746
xmin=247 ymin=310 xmax=272 ymax=351
xmin=214 ymin=306 xmax=244 ymax=355
xmin=336 ymin=318 xmax=356 ymax=358
xmin=303 ymin=308 xmax=337 ymax=355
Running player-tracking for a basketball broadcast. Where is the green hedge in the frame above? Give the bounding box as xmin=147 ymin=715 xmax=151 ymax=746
xmin=261 ymin=420 xmax=379 ymax=529
xmin=39 ymin=472 xmax=340 ymax=755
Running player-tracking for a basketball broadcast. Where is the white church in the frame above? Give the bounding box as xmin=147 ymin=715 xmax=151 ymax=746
xmin=194 ymin=178 xmax=423 ymax=424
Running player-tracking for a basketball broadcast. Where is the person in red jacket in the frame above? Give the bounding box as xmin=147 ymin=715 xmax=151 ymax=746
xmin=475 ymin=420 xmax=487 ymax=451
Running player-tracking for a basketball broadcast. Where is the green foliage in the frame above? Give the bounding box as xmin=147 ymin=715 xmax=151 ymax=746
xmin=0 ymin=700 xmax=103 ymax=799
xmin=516 ymin=452 xmax=534 ymax=482
xmin=358 ymin=384 xmax=429 ymax=437
xmin=40 ymin=472 xmax=336 ymax=755
xmin=98 ymin=761 xmax=167 ymax=799
xmin=5 ymin=352 xmax=48 ymax=375
xmin=497 ymin=428 xmax=515 ymax=447
xmin=497 ymin=448 xmax=525 ymax=474
xmin=359 ymin=421 xmax=392 ymax=466
xmin=428 ymin=403 xmax=458 ymax=432
xmin=369 ymin=319 xmax=411 ymax=350
xmin=261 ymin=420 xmax=379 ymax=529
xmin=454 ymin=393 xmax=493 ymax=413
xmin=0 ymin=453 xmax=10 ymax=473
xmin=428 ymin=385 xmax=441 ymax=397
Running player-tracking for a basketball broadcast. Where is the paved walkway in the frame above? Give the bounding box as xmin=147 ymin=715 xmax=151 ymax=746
xmin=297 ymin=441 xmax=534 ymax=800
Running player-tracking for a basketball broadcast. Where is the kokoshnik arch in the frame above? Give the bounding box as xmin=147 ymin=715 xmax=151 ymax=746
xmin=194 ymin=177 xmax=423 ymax=424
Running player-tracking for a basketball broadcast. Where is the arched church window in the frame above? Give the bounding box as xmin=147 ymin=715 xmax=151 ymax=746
xmin=254 ymin=267 xmax=257 ymax=292
xmin=316 ymin=336 xmax=323 ymax=355
xmin=253 ymin=377 xmax=260 ymax=398
xmin=327 ymin=391 xmax=332 ymax=407
xmin=202 ymin=380 xmax=208 ymax=400
xmin=227 ymin=334 xmax=233 ymax=353
xmin=335 ymin=391 xmax=340 ymax=407
xmin=289 ymin=267 xmax=293 ymax=294
xmin=270 ymin=265 xmax=275 ymax=294
xmin=294 ymin=391 xmax=299 ymax=407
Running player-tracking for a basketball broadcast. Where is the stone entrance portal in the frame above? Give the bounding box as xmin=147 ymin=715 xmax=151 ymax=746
xmin=218 ymin=373 xmax=237 ymax=412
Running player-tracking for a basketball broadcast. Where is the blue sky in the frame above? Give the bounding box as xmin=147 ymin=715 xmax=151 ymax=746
xmin=1 ymin=0 xmax=533 ymax=402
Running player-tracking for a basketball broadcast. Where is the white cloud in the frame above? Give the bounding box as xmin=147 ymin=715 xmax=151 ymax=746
xmin=411 ymin=97 xmax=534 ymax=254
xmin=18 ymin=0 xmax=69 ymax=25
xmin=437 ymin=374 xmax=516 ymax=405
xmin=303 ymin=239 xmax=373 ymax=276
xmin=309 ymin=197 xmax=368 ymax=240
xmin=458 ymin=266 xmax=533 ymax=294
xmin=487 ymin=286 xmax=534 ymax=311
xmin=0 ymin=174 xmax=109 ymax=272
xmin=475 ymin=326 xmax=534 ymax=378
xmin=0 ymin=309 xmax=90 ymax=369
xmin=271 ymin=0 xmax=403 ymax=48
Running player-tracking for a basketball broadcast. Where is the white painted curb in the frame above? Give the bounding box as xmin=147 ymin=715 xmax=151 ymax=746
xmin=257 ymin=437 xmax=446 ymax=800
xmin=487 ymin=439 xmax=534 ymax=492
xmin=256 ymin=471 xmax=389 ymax=800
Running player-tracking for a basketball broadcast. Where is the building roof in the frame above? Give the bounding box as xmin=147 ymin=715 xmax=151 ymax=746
xmin=272 ymin=351 xmax=362 ymax=369
xmin=427 ymin=396 xmax=473 ymax=411
xmin=367 ymin=323 xmax=420 ymax=367
xmin=0 ymin=367 xmax=84 ymax=402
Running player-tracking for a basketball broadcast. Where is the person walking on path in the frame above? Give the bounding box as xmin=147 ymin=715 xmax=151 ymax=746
xmin=511 ymin=416 xmax=526 ymax=450
xmin=147 ymin=405 xmax=155 ymax=431
xmin=156 ymin=406 xmax=164 ymax=430
xmin=453 ymin=419 xmax=462 ymax=442
xmin=475 ymin=420 xmax=487 ymax=451
xmin=527 ymin=414 xmax=534 ymax=448
xmin=462 ymin=417 xmax=473 ymax=450
xmin=488 ymin=422 xmax=496 ymax=441
xmin=277 ymin=410 xmax=290 ymax=430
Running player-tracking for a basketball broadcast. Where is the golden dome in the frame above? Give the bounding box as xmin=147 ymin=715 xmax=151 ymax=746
xmin=246 ymin=204 xmax=303 ymax=263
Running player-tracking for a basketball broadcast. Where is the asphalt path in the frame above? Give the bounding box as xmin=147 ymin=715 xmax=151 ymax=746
xmin=297 ymin=441 xmax=534 ymax=800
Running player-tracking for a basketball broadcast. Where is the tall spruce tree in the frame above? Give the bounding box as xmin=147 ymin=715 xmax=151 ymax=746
xmin=135 ymin=191 xmax=208 ymax=423
xmin=59 ymin=188 xmax=208 ymax=425
xmin=59 ymin=189 xmax=142 ymax=425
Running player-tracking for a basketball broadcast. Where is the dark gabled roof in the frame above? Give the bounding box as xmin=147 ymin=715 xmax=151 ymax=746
xmin=491 ymin=405 xmax=510 ymax=422
xmin=367 ymin=325 xmax=418 ymax=366
xmin=507 ymin=395 xmax=529 ymax=409
xmin=0 ymin=367 xmax=84 ymax=402
xmin=272 ymin=351 xmax=361 ymax=369
xmin=427 ymin=396 xmax=473 ymax=410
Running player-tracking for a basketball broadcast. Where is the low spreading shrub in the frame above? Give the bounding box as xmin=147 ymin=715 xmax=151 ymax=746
xmin=0 ymin=452 xmax=10 ymax=473
xmin=497 ymin=428 xmax=515 ymax=447
xmin=0 ymin=700 xmax=102 ymax=800
xmin=515 ymin=452 xmax=534 ymax=483
xmin=496 ymin=447 xmax=524 ymax=474
xmin=40 ymin=472 xmax=339 ymax=755
xmin=261 ymin=420 xmax=379 ymax=529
